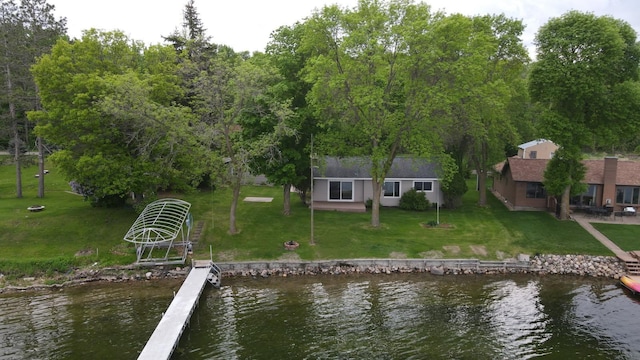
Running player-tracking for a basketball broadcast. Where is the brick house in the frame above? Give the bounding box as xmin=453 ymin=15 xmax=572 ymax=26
xmin=493 ymin=156 xmax=640 ymax=211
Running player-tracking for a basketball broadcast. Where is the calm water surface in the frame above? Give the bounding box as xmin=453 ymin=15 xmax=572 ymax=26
xmin=1 ymin=274 xmax=639 ymax=359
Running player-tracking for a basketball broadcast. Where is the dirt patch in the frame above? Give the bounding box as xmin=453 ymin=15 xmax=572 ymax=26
xmin=278 ymin=252 xmax=301 ymax=261
xmin=216 ymin=250 xmax=250 ymax=262
xmin=75 ymin=248 xmax=95 ymax=257
xmin=243 ymin=197 xmax=274 ymax=202
xmin=470 ymin=245 xmax=488 ymax=257
xmin=421 ymin=223 xmax=454 ymax=229
xmin=419 ymin=250 xmax=444 ymax=258
xmin=389 ymin=252 xmax=407 ymax=259
xmin=443 ymin=246 xmax=460 ymax=254
xmin=495 ymin=251 xmax=507 ymax=260
xmin=110 ymin=243 xmax=132 ymax=256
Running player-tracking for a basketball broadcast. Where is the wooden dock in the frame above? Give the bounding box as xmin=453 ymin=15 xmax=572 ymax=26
xmin=138 ymin=261 xmax=219 ymax=360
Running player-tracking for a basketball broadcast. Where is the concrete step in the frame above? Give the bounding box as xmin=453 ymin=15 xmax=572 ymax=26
xmin=625 ymin=261 xmax=640 ymax=275
xmin=190 ymin=221 xmax=205 ymax=243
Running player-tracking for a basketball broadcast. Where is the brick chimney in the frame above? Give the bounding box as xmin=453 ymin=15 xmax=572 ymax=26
xmin=602 ymin=157 xmax=617 ymax=207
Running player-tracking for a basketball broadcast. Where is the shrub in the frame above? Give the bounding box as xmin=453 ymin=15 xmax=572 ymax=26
xmin=399 ymin=189 xmax=430 ymax=211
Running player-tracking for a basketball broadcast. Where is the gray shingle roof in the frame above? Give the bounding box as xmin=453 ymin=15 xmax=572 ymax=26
xmin=315 ymin=156 xmax=440 ymax=179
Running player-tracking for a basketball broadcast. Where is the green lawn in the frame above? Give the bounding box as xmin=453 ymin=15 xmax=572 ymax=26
xmin=186 ymin=181 xmax=611 ymax=262
xmin=592 ymin=223 xmax=640 ymax=252
xmin=0 ymin=160 xmax=615 ymax=276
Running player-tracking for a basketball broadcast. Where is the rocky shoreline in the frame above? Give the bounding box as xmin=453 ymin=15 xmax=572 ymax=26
xmin=0 ymin=254 xmax=628 ymax=294
xmin=218 ymin=254 xmax=626 ymax=279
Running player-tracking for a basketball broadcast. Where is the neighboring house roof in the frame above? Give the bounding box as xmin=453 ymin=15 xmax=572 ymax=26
xmin=316 ymin=156 xmax=439 ymax=179
xmin=501 ymin=157 xmax=549 ymax=182
xmin=494 ymin=160 xmax=506 ymax=174
xmin=501 ymin=157 xmax=640 ymax=186
xmin=518 ymin=139 xmax=553 ymax=149
xmin=616 ymin=161 xmax=640 ymax=185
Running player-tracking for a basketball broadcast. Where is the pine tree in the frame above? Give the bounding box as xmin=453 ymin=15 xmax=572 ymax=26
xmin=0 ymin=0 xmax=65 ymax=197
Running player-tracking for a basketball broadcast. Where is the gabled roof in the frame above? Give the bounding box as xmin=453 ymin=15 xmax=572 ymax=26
xmin=518 ymin=139 xmax=554 ymax=149
xmin=502 ymin=157 xmax=549 ymax=182
xmin=616 ymin=161 xmax=640 ymax=185
xmin=316 ymin=156 xmax=439 ymax=179
xmin=501 ymin=157 xmax=640 ymax=186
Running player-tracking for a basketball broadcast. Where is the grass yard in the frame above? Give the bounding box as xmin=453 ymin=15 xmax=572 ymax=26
xmin=0 ymin=159 xmax=138 ymax=275
xmin=591 ymin=223 xmax=640 ymax=252
xmin=187 ymin=180 xmax=611 ymax=262
xmin=0 ymin=159 xmax=614 ymax=277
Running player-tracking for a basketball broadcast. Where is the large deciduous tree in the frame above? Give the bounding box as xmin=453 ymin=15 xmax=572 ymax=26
xmin=31 ymin=30 xmax=208 ymax=206
xmin=529 ymin=11 xmax=640 ymax=219
xmin=191 ymin=47 xmax=293 ymax=234
xmin=0 ymin=0 xmax=65 ymax=198
xmin=438 ymin=14 xmax=529 ymax=206
xmin=303 ymin=0 xmax=450 ymax=228
xmin=248 ymin=22 xmax=317 ymax=216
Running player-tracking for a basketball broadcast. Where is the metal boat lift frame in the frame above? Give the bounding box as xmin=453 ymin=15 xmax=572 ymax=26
xmin=123 ymin=198 xmax=193 ymax=266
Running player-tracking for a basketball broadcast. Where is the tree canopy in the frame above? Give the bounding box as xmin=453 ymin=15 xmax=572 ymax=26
xmin=31 ymin=30 xmax=209 ymax=205
xmin=303 ymin=0 xmax=452 ymax=227
xmin=530 ymin=11 xmax=640 ymax=219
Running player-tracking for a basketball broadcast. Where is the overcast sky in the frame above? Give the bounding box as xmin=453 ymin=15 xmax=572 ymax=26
xmin=47 ymin=0 xmax=640 ymax=58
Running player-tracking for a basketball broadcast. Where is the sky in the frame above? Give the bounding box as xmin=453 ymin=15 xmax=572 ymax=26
xmin=47 ymin=0 xmax=640 ymax=58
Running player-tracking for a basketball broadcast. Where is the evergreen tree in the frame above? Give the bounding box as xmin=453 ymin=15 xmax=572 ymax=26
xmin=0 ymin=0 xmax=65 ymax=198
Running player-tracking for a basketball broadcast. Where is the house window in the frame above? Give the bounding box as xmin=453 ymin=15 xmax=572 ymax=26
xmin=414 ymin=181 xmax=433 ymax=192
xmin=570 ymin=184 xmax=597 ymax=207
xmin=383 ymin=181 xmax=400 ymax=197
xmin=526 ymin=182 xmax=546 ymax=199
xmin=329 ymin=181 xmax=353 ymax=201
xmin=616 ymin=186 xmax=640 ymax=205
xmin=529 ymin=151 xmax=537 ymax=159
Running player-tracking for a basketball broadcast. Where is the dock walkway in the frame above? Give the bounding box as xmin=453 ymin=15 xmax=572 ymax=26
xmin=573 ymin=214 xmax=640 ymax=274
xmin=138 ymin=261 xmax=216 ymax=360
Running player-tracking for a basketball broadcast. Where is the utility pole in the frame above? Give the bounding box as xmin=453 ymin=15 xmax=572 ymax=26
xmin=310 ymin=134 xmax=315 ymax=245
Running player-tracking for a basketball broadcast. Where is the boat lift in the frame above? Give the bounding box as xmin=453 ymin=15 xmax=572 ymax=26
xmin=123 ymin=198 xmax=193 ymax=266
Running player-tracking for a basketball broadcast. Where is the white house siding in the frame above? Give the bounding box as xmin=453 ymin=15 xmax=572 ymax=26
xmin=312 ymin=179 xmax=329 ymax=202
xmin=378 ymin=179 xmax=443 ymax=206
xmin=312 ymin=179 xmax=365 ymax=202
xmin=313 ymin=178 xmax=443 ymax=207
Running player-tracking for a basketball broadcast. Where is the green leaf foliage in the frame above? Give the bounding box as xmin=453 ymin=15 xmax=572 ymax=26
xmin=399 ymin=188 xmax=430 ymax=211
xmin=30 ymin=30 xmax=209 ymax=201
xmin=530 ymin=11 xmax=640 ymax=218
xmin=302 ymin=0 xmax=449 ymax=226
xmin=530 ymin=11 xmax=640 ymax=150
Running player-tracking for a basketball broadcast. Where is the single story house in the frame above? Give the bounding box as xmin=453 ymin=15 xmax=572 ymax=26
xmin=517 ymin=139 xmax=558 ymax=159
xmin=312 ymin=156 xmax=444 ymax=212
xmin=493 ymin=156 xmax=640 ymax=211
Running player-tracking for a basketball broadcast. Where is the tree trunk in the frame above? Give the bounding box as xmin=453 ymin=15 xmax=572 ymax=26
xmin=477 ymin=169 xmax=487 ymax=206
xmin=12 ymin=112 xmax=22 ymax=198
xmin=298 ymin=188 xmax=308 ymax=205
xmin=371 ymin=178 xmax=381 ymax=227
xmin=229 ymin=179 xmax=241 ymax=234
xmin=283 ymin=183 xmax=291 ymax=216
xmin=7 ymin=64 xmax=22 ymax=198
xmin=476 ymin=140 xmax=489 ymax=206
xmin=37 ymin=137 xmax=44 ymax=198
xmin=559 ymin=185 xmax=571 ymax=220
xmin=133 ymin=192 xmax=144 ymax=203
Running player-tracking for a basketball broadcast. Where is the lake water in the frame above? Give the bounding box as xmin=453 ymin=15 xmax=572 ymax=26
xmin=1 ymin=274 xmax=639 ymax=359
